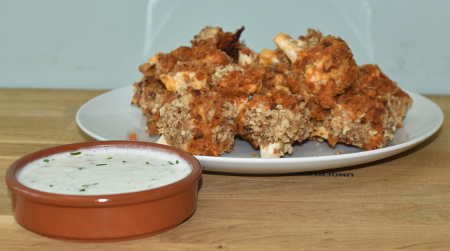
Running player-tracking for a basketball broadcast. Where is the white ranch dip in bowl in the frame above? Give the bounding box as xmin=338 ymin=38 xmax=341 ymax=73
xmin=6 ymin=141 xmax=202 ymax=242
xmin=17 ymin=147 xmax=192 ymax=195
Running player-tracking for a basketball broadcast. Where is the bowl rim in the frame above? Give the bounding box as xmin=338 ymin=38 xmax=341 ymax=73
xmin=5 ymin=140 xmax=202 ymax=207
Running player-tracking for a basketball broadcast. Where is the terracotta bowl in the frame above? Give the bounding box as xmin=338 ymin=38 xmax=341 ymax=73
xmin=5 ymin=141 xmax=202 ymax=242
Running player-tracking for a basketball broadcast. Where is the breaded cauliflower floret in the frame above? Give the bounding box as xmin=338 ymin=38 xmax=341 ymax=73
xmin=326 ymin=84 xmax=398 ymax=150
xmin=236 ymin=88 xmax=312 ymax=158
xmin=274 ymin=29 xmax=359 ymax=110
xmin=131 ymin=76 xmax=176 ymax=136
xmin=356 ymin=64 xmax=413 ymax=127
xmin=137 ymin=26 xmax=245 ymax=93
xmin=157 ymin=89 xmax=239 ymax=156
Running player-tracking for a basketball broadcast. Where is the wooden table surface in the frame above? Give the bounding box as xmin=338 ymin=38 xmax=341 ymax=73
xmin=1 ymin=88 xmax=449 ymax=250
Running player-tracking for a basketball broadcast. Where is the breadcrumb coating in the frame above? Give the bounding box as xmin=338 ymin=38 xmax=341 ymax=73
xmin=131 ymin=26 xmax=412 ymax=157
xmin=236 ymin=88 xmax=312 ymax=157
xmin=325 ymin=84 xmax=398 ymax=150
xmin=157 ymin=90 xmax=238 ymax=156
xmin=356 ymin=64 xmax=413 ymax=127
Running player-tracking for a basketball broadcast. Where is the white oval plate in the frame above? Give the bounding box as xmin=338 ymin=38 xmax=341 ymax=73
xmin=76 ymin=86 xmax=443 ymax=174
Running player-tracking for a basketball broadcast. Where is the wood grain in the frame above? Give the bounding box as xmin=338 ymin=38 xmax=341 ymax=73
xmin=1 ymin=89 xmax=449 ymax=250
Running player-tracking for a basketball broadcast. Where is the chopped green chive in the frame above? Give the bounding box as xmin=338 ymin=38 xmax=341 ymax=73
xmin=70 ymin=152 xmax=82 ymax=156
xmin=96 ymin=164 xmax=107 ymax=166
xmin=79 ymin=183 xmax=98 ymax=192
xmin=78 ymin=167 xmax=85 ymax=170
xmin=146 ymin=161 xmax=150 ymax=164
xmin=107 ymin=157 xmax=113 ymax=159
xmin=43 ymin=159 xmax=50 ymax=163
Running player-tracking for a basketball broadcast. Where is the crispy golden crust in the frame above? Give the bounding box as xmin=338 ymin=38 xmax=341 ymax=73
xmin=326 ymin=84 xmax=398 ymax=150
xmin=310 ymin=64 xmax=413 ymax=150
xmin=236 ymin=88 xmax=312 ymax=157
xmin=131 ymin=26 xmax=412 ymax=156
xmin=356 ymin=64 xmax=413 ymax=127
xmin=271 ymin=29 xmax=359 ymax=108
xmin=131 ymin=76 xmax=176 ymax=136
xmin=157 ymin=89 xmax=238 ymax=156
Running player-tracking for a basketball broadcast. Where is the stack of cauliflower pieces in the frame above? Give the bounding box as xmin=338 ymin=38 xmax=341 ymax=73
xmin=131 ymin=26 xmax=412 ymax=158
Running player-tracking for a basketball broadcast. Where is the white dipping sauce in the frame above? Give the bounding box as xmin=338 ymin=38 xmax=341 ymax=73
xmin=17 ymin=147 xmax=192 ymax=195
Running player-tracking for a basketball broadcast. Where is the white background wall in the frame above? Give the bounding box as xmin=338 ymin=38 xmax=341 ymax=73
xmin=1 ymin=0 xmax=449 ymax=94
